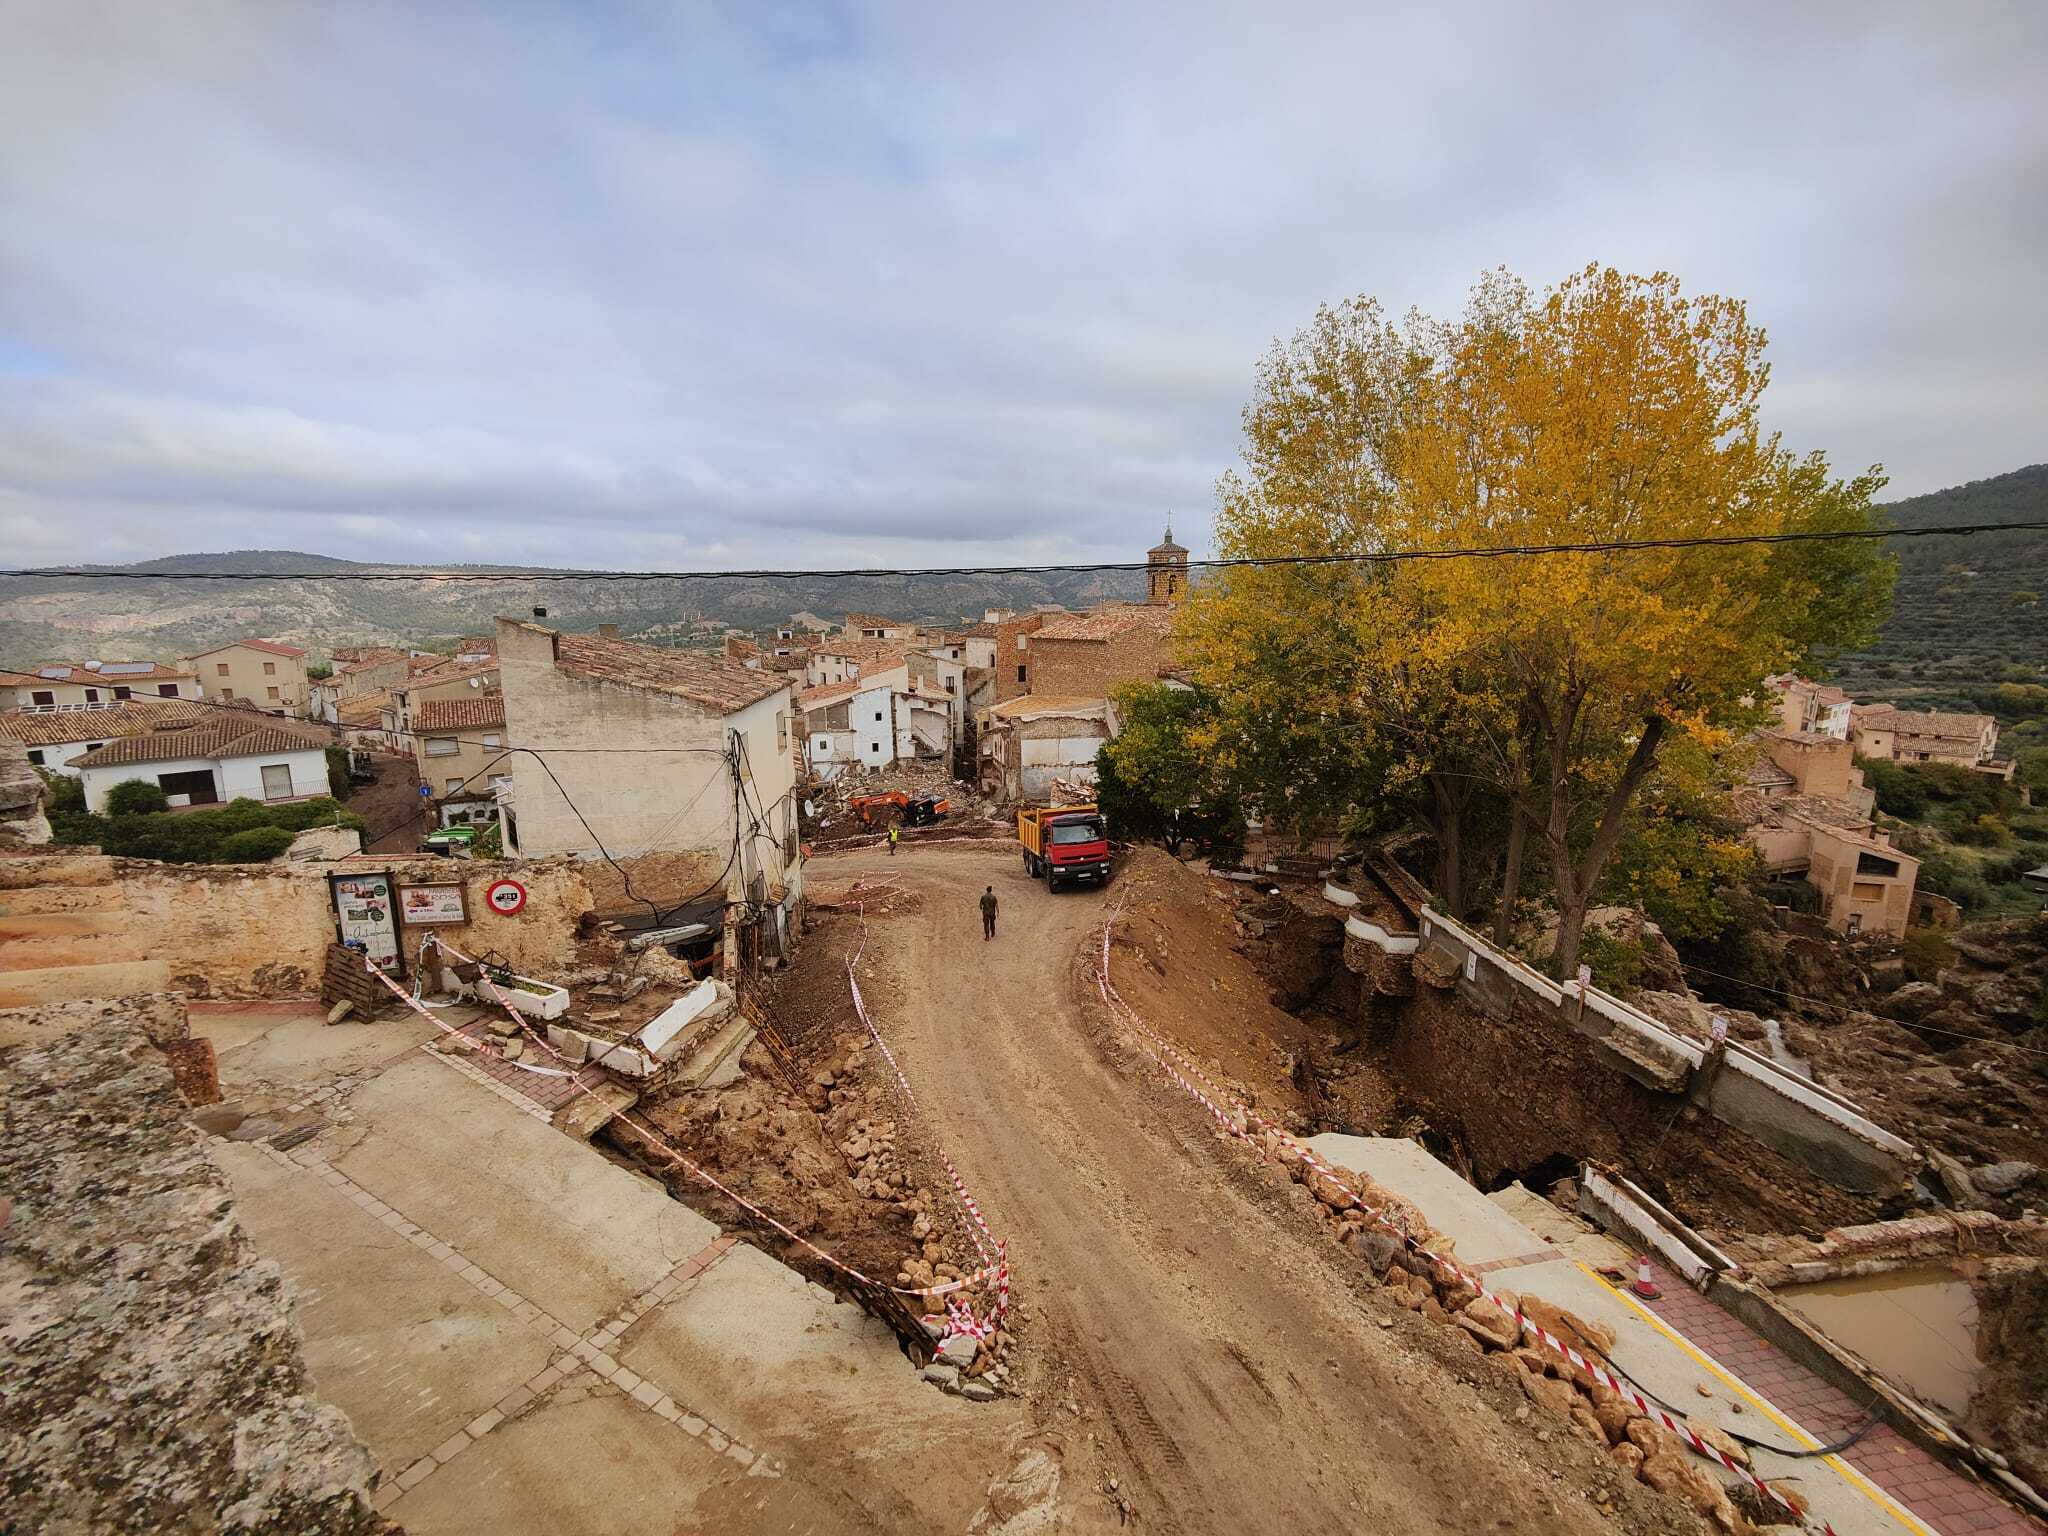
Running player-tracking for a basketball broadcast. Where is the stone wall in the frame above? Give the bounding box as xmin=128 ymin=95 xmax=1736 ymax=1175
xmin=1027 ymin=623 xmax=1174 ymax=700
xmin=0 ymin=1012 xmax=392 ymax=1533
xmin=991 ymin=613 xmax=1048 ymax=702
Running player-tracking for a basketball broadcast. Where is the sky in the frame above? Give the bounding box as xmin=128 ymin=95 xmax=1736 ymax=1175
xmin=2 ymin=1 xmax=2044 ymax=572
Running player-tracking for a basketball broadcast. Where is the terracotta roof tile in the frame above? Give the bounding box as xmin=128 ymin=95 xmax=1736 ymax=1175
xmin=187 ymin=638 xmax=308 ymax=660
xmin=551 ymin=630 xmax=787 ymax=713
xmin=1033 ymin=605 xmax=1176 ymax=642
xmin=70 ymin=713 xmax=335 ymax=769
xmin=26 ymin=659 xmax=197 ymax=684
xmin=414 ymin=696 xmax=506 ymax=732
xmin=0 ymin=699 xmax=213 ymax=748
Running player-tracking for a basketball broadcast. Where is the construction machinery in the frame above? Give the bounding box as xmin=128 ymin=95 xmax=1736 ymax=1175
xmin=1017 ymin=804 xmax=1112 ymax=891
xmin=849 ymin=791 xmax=951 ymax=828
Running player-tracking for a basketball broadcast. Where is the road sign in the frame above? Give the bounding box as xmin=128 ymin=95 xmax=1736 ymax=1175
xmin=485 ymin=878 xmax=527 ymax=916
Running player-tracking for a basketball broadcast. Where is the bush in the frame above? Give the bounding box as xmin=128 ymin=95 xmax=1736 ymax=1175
xmin=104 ymin=778 xmax=170 ymax=817
xmin=84 ymin=796 xmax=362 ymax=864
xmin=1862 ymin=758 xmax=1930 ymax=820
xmin=326 ymin=746 xmax=352 ymax=799
xmin=1901 ymin=926 xmax=1956 ymax=983
xmin=218 ymin=826 xmax=296 ymax=862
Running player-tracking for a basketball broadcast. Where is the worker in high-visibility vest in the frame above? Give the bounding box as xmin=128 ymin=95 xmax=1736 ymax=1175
xmin=888 ymin=824 xmax=899 ymax=856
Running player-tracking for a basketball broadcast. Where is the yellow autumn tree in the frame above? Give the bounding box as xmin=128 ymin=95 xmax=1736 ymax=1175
xmin=1181 ymin=266 xmax=1893 ymax=973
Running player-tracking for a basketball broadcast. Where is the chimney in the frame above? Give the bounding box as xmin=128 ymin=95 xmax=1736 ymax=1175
xmin=598 ymin=623 xmax=619 ymax=640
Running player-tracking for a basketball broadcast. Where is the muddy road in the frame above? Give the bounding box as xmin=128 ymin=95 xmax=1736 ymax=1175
xmin=813 ymin=845 xmax=1664 ymax=1536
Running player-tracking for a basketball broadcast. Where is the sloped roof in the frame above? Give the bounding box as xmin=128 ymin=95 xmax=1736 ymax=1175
xmin=186 ymin=638 xmax=308 ymax=660
xmin=550 ymin=629 xmax=787 ymax=714
xmin=26 ymin=659 xmax=197 ymax=684
xmin=0 ymin=698 xmax=212 ymax=748
xmin=812 ymin=637 xmax=903 ymax=662
xmin=1150 ymin=529 xmax=1188 ymax=555
xmin=414 ymin=696 xmax=506 ymax=732
xmin=337 ymin=691 xmax=394 ymax=727
xmin=70 ymin=713 xmax=335 ymax=769
xmin=1888 ymin=709 xmax=1994 ymax=741
xmin=1034 ymin=604 xmax=1176 ymax=643
xmin=797 ymin=682 xmax=859 ymax=712
xmin=336 ymin=648 xmax=408 ymax=674
xmin=841 ymin=612 xmax=907 ymax=630
xmin=985 ymin=694 xmax=1113 ymax=721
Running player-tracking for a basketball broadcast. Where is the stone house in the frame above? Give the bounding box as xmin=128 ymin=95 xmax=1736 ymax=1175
xmin=184 ymin=639 xmax=311 ymax=716
xmin=1764 ymin=674 xmax=1851 ymax=739
xmin=976 ymin=695 xmax=1118 ymax=803
xmin=1851 ymin=704 xmax=2009 ymax=778
xmin=0 ymin=659 xmax=200 ymax=711
xmin=1738 ymin=732 xmax=1919 ymax=939
xmin=0 ymin=698 xmax=211 ymax=776
xmin=1027 ymin=604 xmax=1178 ymax=699
xmin=839 ymin=612 xmax=916 ymax=642
xmin=494 ymin=617 xmax=801 ymax=918
xmin=69 ymin=713 xmax=336 ymax=812
xmin=991 ymin=612 xmax=1053 ymax=703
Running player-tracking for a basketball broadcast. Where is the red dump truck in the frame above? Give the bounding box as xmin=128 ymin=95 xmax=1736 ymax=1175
xmin=1017 ymin=804 xmax=1113 ymax=892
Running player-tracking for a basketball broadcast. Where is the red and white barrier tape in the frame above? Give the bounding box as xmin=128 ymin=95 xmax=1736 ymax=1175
xmin=364 ymin=945 xmax=1000 ymax=1307
xmin=843 ymin=880 xmax=1011 ymax=1337
xmin=1092 ymin=914 xmax=1830 ymax=1536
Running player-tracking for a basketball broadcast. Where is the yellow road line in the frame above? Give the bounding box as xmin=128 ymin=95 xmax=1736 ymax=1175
xmin=1575 ymin=1262 xmax=1934 ymax=1536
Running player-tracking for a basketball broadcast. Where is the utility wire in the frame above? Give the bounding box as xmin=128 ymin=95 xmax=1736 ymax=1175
xmin=6 ymin=520 xmax=2046 ymax=584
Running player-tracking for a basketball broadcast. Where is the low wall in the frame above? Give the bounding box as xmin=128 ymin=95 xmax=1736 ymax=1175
xmin=1410 ymin=908 xmax=1917 ymax=1195
xmin=111 ymin=856 xmax=598 ymax=998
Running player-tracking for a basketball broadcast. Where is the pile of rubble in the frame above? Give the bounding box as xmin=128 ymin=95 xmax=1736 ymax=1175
xmin=1269 ymin=1136 xmax=1795 ymax=1535
xmin=808 ymin=1045 xmax=1015 ymax=1400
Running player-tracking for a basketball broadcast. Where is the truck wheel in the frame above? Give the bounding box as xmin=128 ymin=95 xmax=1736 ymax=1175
xmin=1047 ymin=872 xmax=1062 ymax=893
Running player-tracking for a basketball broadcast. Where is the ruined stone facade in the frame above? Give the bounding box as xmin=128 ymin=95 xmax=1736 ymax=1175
xmin=991 ymin=612 xmax=1051 ymax=703
xmin=0 ymin=1011 xmax=392 ymax=1533
xmin=1024 ymin=606 xmax=1176 ymax=701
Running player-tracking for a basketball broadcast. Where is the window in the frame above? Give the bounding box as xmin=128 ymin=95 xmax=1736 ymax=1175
xmin=26 ymin=749 xmax=43 ymax=766
xmin=487 ymin=774 xmax=512 ymax=790
xmin=446 ymin=778 xmax=465 ymax=794
xmin=944 ymin=677 xmax=955 ymax=692
xmin=113 ymin=686 xmax=132 ymax=700
xmin=1016 ymin=665 xmax=1027 ymax=683
xmin=874 ymin=710 xmax=883 ymax=722
xmin=425 ymin=737 xmax=459 ymax=757
xmin=216 ymin=663 xmax=230 ymax=677
xmin=775 ymin=710 xmax=788 ymax=750
xmin=30 ymin=690 xmax=53 ymax=706
xmin=259 ymin=763 xmax=294 ymax=800
xmin=1017 ymin=636 xmax=1029 ymax=650
xmin=266 ymin=686 xmax=280 ymax=701
xmin=157 ymin=684 xmax=178 ymax=697
xmin=83 ymin=688 xmax=99 ymax=702
xmin=263 ymin=661 xmax=277 ymax=675
xmin=482 ymin=733 xmax=502 ymax=749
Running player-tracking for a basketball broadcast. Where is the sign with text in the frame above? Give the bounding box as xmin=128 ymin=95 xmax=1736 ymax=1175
xmin=330 ymin=872 xmax=400 ymax=971
xmin=397 ymin=881 xmax=469 ymax=926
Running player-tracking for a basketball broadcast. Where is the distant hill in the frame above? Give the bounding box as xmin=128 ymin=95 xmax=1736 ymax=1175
xmin=1830 ymin=462 xmax=2048 ymax=701
xmin=0 ymin=549 xmax=1143 ymax=665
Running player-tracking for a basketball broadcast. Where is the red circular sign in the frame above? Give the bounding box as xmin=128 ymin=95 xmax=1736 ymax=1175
xmin=485 ymin=878 xmax=527 ymax=915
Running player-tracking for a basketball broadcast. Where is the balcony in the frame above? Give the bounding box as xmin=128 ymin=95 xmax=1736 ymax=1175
xmin=16 ymin=700 xmax=118 ymax=714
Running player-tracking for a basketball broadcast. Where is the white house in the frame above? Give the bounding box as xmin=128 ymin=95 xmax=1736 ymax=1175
xmin=0 ymin=699 xmax=214 ymax=777
xmin=797 ymin=682 xmax=860 ymax=781
xmin=69 ymin=714 xmax=336 ymax=812
xmin=850 ymin=677 xmax=952 ymax=770
xmin=0 ymin=660 xmax=201 ymax=711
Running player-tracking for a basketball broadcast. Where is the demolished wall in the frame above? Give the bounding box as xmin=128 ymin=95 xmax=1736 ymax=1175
xmin=0 ymin=1007 xmax=392 ymax=1533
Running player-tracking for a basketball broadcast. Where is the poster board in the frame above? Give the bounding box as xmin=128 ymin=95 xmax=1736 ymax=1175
xmin=397 ymin=881 xmax=469 ymax=926
xmin=329 ymin=871 xmax=401 ymax=972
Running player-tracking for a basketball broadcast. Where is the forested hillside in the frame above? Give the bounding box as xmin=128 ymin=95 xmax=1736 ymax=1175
xmin=1830 ymin=462 xmax=2048 ymax=703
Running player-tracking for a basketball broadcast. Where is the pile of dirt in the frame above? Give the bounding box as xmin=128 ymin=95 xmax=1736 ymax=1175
xmin=1973 ymin=1260 xmax=2048 ymax=1494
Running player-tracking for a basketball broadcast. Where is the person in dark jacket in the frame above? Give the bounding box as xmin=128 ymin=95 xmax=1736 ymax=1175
xmin=979 ymin=884 xmax=998 ymax=940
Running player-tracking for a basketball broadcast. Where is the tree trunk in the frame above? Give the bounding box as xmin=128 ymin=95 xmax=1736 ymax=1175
xmin=1493 ymin=806 xmax=1527 ymax=946
xmin=1547 ymin=715 xmax=1670 ymax=980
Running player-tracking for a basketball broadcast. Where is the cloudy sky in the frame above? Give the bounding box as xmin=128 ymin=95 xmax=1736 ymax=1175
xmin=2 ymin=2 xmax=2043 ymax=571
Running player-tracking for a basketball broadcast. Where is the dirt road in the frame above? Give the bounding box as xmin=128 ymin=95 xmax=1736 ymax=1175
xmin=816 ymin=844 xmax=1664 ymax=1536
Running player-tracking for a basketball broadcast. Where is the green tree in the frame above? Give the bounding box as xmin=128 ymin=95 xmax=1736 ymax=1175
xmin=105 ymin=778 xmax=170 ymax=817
xmin=1098 ymin=684 xmax=1247 ymax=855
xmin=219 ymin=826 xmax=295 ymax=862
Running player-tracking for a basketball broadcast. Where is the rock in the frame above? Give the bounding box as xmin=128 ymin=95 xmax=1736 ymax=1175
xmin=1608 ymin=1442 xmax=1645 ymax=1474
xmin=1310 ymin=1172 xmax=1353 ymax=1208
xmin=620 ymin=976 xmax=649 ymax=1000
xmin=1684 ymin=1416 xmax=1750 ymax=1468
xmin=1929 ymin=1150 xmax=1983 ymax=1207
xmin=1519 ymin=1295 xmax=1614 ymax=1363
xmin=1972 ymin=976 xmax=2036 ymax=1022
xmin=1640 ymin=1444 xmax=1739 ymax=1533
xmin=1454 ymin=1297 xmax=1521 ymax=1351
xmin=1971 ymin=1160 xmax=2039 ymax=1195
xmin=937 ymin=1333 xmax=978 ymax=1368
xmin=812 ymin=1070 xmax=836 ymax=1089
xmin=921 ymin=1362 xmax=960 ymax=1391
xmin=501 ymin=1038 xmax=523 ymax=1062
xmin=486 ymin=1015 xmax=520 ymax=1037
xmin=1626 ymin=1418 xmax=1683 ymax=1460
xmin=1348 ymin=1230 xmax=1402 ymax=1275
xmin=960 ymin=1380 xmax=998 ymax=1402
xmin=911 ymin=1214 xmax=933 ymax=1241
xmin=323 ymin=1001 xmax=355 ymax=1025
xmin=1880 ymin=981 xmax=1944 ymax=1022
xmin=1568 ymin=1403 xmax=1609 ymax=1447
xmin=225 ymin=1117 xmax=286 ymax=1142
xmin=1518 ymin=1370 xmax=1578 ymax=1419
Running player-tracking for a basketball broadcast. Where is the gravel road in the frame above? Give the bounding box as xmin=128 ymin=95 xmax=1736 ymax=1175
xmin=817 ymin=844 xmax=1675 ymax=1536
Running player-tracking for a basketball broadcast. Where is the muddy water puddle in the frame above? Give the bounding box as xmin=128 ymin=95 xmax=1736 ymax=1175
xmin=1782 ymin=1267 xmax=1981 ymax=1418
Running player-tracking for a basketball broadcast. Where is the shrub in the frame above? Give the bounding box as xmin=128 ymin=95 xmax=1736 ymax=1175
xmin=1901 ymin=926 xmax=1956 ymax=983
xmin=326 ymin=746 xmax=352 ymax=799
xmin=218 ymin=826 xmax=296 ymax=862
xmin=1862 ymin=759 xmax=1929 ymax=820
xmin=104 ymin=778 xmax=171 ymax=817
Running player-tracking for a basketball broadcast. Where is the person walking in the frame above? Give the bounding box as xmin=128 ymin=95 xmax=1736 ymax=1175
xmin=980 ymin=884 xmax=998 ymax=940
xmin=888 ymin=823 xmax=899 ymax=857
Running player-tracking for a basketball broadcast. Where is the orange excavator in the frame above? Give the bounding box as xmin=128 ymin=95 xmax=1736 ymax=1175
xmin=849 ymin=791 xmax=950 ymax=828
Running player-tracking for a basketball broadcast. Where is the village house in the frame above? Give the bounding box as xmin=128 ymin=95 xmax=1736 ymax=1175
xmin=493 ymin=617 xmax=802 ymax=929
xmin=0 ymin=659 xmax=201 ymax=711
xmin=412 ymin=694 xmax=511 ymax=827
xmin=839 ymin=612 xmax=916 ymax=642
xmin=1764 ymin=674 xmax=1852 ymax=739
xmin=67 ymin=713 xmax=336 ymax=812
xmin=0 ymin=698 xmax=212 ymax=775
xmin=184 ymin=639 xmax=311 ymax=716
xmin=992 ymin=612 xmax=1053 ymax=703
xmin=1026 ymin=604 xmax=1179 ymax=697
xmin=1850 ymin=703 xmax=2011 ymax=778
xmin=1737 ymin=730 xmax=1919 ymax=939
xmin=804 ymin=637 xmax=904 ymax=688
xmin=977 ymin=695 xmax=1119 ymax=802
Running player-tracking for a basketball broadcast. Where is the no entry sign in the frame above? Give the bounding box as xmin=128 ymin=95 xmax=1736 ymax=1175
xmin=485 ymin=878 xmax=527 ymax=915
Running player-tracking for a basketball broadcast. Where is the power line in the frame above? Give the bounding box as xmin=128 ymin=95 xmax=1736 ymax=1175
xmin=6 ymin=520 xmax=2045 ymax=585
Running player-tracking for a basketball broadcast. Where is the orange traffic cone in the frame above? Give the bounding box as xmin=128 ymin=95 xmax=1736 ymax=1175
xmin=1633 ymin=1256 xmax=1661 ymax=1299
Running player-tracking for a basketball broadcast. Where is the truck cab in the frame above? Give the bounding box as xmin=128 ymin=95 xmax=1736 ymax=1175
xmin=1018 ymin=805 xmax=1112 ymax=891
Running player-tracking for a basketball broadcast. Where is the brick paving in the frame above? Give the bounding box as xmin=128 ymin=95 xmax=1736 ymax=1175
xmin=1632 ymin=1261 xmax=2041 ymax=1536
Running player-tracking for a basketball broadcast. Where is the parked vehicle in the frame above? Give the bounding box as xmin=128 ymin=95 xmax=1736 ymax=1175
xmin=850 ymin=791 xmax=951 ymax=827
xmin=1017 ymin=804 xmax=1112 ymax=891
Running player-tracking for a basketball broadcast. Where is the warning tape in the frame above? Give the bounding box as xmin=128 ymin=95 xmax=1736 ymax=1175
xmin=1092 ymin=912 xmax=1831 ymax=1536
xmin=362 ymin=944 xmax=1001 ymax=1308
xmin=843 ymin=879 xmax=1011 ymax=1336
